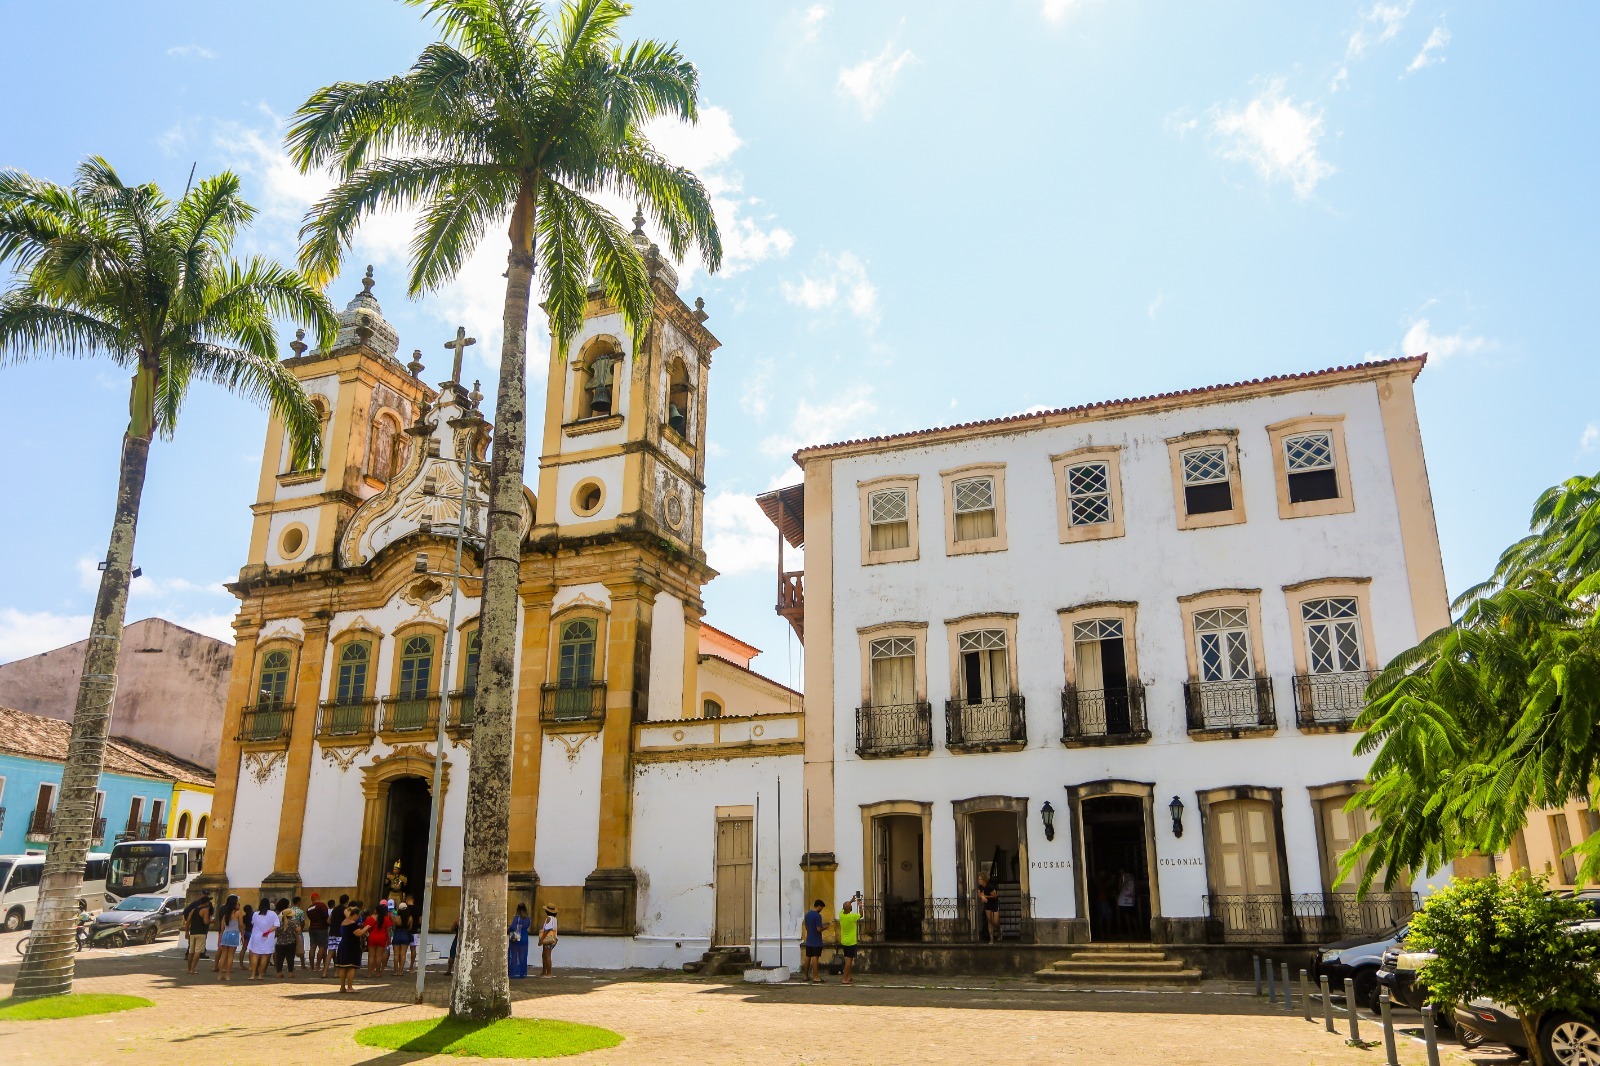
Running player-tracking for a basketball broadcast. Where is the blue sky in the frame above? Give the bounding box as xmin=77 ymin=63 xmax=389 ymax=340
xmin=1 ymin=1 xmax=1596 ymax=692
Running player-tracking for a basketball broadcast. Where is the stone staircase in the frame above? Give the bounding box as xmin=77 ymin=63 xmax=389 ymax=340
xmin=683 ymin=946 xmax=752 ymax=977
xmin=1034 ymin=943 xmax=1202 ymax=988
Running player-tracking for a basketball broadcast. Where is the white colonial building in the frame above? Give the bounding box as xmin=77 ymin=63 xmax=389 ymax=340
xmin=760 ymin=356 xmax=1449 ymax=954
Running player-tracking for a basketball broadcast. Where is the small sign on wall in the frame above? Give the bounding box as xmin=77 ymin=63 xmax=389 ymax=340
xmin=438 ymin=867 xmax=456 ymax=885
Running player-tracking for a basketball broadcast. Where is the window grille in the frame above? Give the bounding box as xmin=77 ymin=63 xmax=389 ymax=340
xmin=1284 ymin=432 xmax=1340 ymax=503
xmin=868 ymin=488 xmax=911 ymax=552
xmin=957 ymin=629 xmax=1007 ymax=653
xmin=1065 ymin=462 xmax=1113 ymax=526
xmin=1072 ymin=618 xmax=1124 ymax=642
xmin=1301 ymin=597 xmax=1362 ymax=674
xmin=1182 ymin=447 xmax=1229 ymax=485
xmin=870 ymin=637 xmax=917 ymax=659
xmin=1194 ymin=608 xmax=1253 ymax=682
xmin=953 ymin=477 xmax=994 ymax=513
xmin=869 ymin=489 xmax=908 ymax=524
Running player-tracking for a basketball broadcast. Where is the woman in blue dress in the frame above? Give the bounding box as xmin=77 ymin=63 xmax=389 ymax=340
xmin=507 ymin=903 xmax=531 ymax=979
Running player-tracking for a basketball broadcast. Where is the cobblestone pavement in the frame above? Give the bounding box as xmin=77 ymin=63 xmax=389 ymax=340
xmin=0 ymin=948 xmax=1490 ymax=1065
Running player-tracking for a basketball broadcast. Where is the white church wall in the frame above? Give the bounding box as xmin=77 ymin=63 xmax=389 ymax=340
xmin=646 ymin=591 xmax=685 ymax=720
xmin=227 ymin=752 xmax=286 ymax=890
xmin=553 ymin=454 xmax=627 ymax=525
xmin=298 ymin=752 xmax=366 ymax=889
xmin=263 ymin=508 xmax=321 ymax=567
xmin=552 ymin=583 xmax=611 ymax=615
xmin=532 ymin=733 xmax=602 ymax=885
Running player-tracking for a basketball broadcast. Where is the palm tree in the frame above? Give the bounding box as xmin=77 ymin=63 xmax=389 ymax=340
xmin=287 ymin=0 xmax=720 ymax=1020
xmin=0 ymin=158 xmax=334 ymax=998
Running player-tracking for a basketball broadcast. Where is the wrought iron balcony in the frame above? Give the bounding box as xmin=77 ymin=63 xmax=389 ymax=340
xmin=91 ymin=816 xmax=107 ymax=845
xmin=316 ymin=697 xmax=379 ymax=739
xmin=1292 ymin=670 xmax=1377 ymax=731
xmin=855 ymin=701 xmax=932 ymax=757
xmin=944 ymin=694 xmax=1026 ymax=750
xmin=0 ymin=807 xmax=5 ymax=834
xmin=25 ymin=807 xmax=51 ymax=839
xmin=447 ymin=688 xmax=477 ymax=734
xmin=540 ymin=681 xmax=607 ymax=724
xmin=124 ymin=817 xmax=166 ymax=841
xmin=1204 ymin=891 xmax=1419 ymax=944
xmin=1183 ymin=676 xmax=1276 ymax=735
xmin=1061 ymin=682 xmax=1149 ymax=746
xmin=237 ymin=701 xmax=293 ymax=743
xmin=380 ymin=695 xmax=440 ymax=735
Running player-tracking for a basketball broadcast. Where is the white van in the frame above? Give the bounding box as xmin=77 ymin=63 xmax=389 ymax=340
xmin=0 ymin=852 xmax=110 ymax=931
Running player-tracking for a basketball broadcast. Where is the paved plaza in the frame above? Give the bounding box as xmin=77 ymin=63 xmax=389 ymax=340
xmin=0 ymin=939 xmax=1504 ymax=1066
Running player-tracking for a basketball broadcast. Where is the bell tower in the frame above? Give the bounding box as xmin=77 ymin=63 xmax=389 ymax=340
xmin=532 ymin=210 xmax=719 ymax=556
xmin=244 ymin=267 xmax=433 ymax=575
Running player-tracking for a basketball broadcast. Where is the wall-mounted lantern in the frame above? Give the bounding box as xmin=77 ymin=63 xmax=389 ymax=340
xmin=1041 ymin=800 xmax=1056 ymax=842
xmin=1169 ymin=795 xmax=1185 ymax=838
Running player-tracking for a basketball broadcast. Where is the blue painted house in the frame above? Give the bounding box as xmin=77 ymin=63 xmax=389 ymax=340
xmin=0 ymin=705 xmax=214 ymax=856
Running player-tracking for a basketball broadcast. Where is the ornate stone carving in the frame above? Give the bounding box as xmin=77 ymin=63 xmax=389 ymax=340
xmin=332 ymin=614 xmax=382 ymax=641
xmin=553 ymin=731 xmax=597 ymax=764
xmin=319 ymin=745 xmax=364 ymax=771
xmin=244 ymin=750 xmax=286 ymax=784
xmin=403 ymin=577 xmax=447 ymax=608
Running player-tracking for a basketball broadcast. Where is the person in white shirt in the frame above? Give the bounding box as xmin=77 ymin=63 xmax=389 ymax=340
xmin=538 ymin=905 xmax=559 ymax=978
xmin=248 ymin=898 xmax=280 ymax=980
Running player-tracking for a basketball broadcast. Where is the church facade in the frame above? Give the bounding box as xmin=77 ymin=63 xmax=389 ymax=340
xmin=196 ymin=242 xmax=804 ymax=969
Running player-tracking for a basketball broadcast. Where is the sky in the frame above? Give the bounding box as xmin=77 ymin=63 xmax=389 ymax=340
xmin=0 ymin=1 xmax=1596 ymax=693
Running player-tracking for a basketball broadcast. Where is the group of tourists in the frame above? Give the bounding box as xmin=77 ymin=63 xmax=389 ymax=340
xmin=178 ymin=892 xmax=559 ymax=989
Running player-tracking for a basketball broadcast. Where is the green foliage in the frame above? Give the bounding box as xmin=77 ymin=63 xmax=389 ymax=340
xmin=287 ymin=0 xmax=723 ymax=356
xmin=0 ymin=993 xmax=153 ymax=1020
xmin=354 ymin=1016 xmax=623 ymax=1058
xmin=1346 ymin=471 xmax=1600 ymax=890
xmin=1408 ymin=874 xmax=1600 ymax=1062
xmin=0 ymin=158 xmax=335 ymax=456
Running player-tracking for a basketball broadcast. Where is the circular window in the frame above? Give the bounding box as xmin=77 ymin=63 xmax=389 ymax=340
xmin=278 ymin=524 xmax=307 ymax=559
xmin=664 ymin=493 xmax=685 ymax=530
xmin=572 ymin=480 xmax=605 ymax=517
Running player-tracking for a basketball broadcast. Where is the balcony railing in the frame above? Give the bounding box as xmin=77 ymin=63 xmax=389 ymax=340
xmin=857 ymin=895 xmax=1036 ymax=943
xmin=540 ymin=681 xmax=607 ymax=724
xmin=237 ymin=702 xmax=293 ymax=743
xmin=380 ymin=695 xmax=440 ymax=735
xmin=855 ymin=701 xmax=933 ymax=757
xmin=776 ymin=570 xmax=804 ymax=641
xmin=1292 ymin=670 xmax=1377 ymax=730
xmin=0 ymin=807 xmax=5 ymax=834
xmin=91 ymin=816 xmax=106 ymax=845
xmin=1061 ymin=681 xmax=1149 ymax=745
xmin=447 ymin=688 xmax=477 ymax=733
xmin=1183 ymin=676 xmax=1276 ymax=734
xmin=944 ymin=694 xmax=1026 ymax=749
xmin=1204 ymin=891 xmax=1419 ymax=944
xmin=316 ymin=697 xmax=379 ymax=739
xmin=26 ymin=808 xmax=52 ymax=839
xmin=123 ymin=818 xmax=166 ymax=841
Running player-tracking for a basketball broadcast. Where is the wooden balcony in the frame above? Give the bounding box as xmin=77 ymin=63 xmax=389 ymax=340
xmin=777 ymin=570 xmax=804 ymax=641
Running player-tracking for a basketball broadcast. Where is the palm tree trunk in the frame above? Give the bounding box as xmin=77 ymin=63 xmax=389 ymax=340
xmin=450 ymin=183 xmax=536 ymax=1021
xmin=13 ymin=424 xmax=150 ymax=998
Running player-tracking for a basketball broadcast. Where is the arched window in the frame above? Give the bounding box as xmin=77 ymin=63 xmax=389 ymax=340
xmin=666 ymin=359 xmax=692 ymax=437
xmin=702 ymin=698 xmax=723 ymax=718
xmin=289 ymin=398 xmax=330 ymax=472
xmin=557 ymin=619 xmax=598 ymax=686
xmin=257 ymin=649 xmax=292 ymax=708
xmin=576 ymin=347 xmax=620 ymax=419
xmin=369 ymin=413 xmax=404 ymax=482
xmin=335 ymin=640 xmax=371 ymax=703
xmin=196 ymin=815 xmax=209 ymax=838
xmin=460 ymin=628 xmax=481 ymax=694
xmin=176 ymin=812 xmax=191 ymax=838
xmin=398 ymin=634 xmax=435 ymax=698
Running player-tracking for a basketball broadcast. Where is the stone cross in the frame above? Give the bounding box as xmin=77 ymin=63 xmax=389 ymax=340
xmin=443 ymin=326 xmax=477 ymax=384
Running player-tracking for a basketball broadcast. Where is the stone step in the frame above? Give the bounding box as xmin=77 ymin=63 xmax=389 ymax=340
xmin=1034 ymin=966 xmax=1203 ymax=986
xmin=1053 ymin=958 xmax=1188 ymax=973
xmin=1063 ymin=951 xmax=1171 ymax=963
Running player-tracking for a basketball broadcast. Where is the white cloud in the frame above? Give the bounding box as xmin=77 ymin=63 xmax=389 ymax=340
xmin=837 ymin=44 xmax=915 ymax=120
xmin=801 ymin=5 xmax=829 ymax=43
xmin=1582 ymin=423 xmax=1600 ymax=453
xmin=704 ymin=490 xmax=782 ymax=576
xmin=761 ymin=384 xmax=878 ymax=457
xmin=1147 ymin=293 xmax=1165 ymax=319
xmin=1401 ymin=318 xmax=1488 ymax=362
xmin=1406 ymin=26 xmax=1451 ymax=74
xmin=1346 ymin=2 xmax=1412 ymax=59
xmin=167 ymin=45 xmax=217 ymax=60
xmin=1329 ymin=67 xmax=1350 ymax=93
xmin=1210 ymin=79 xmax=1335 ymax=199
xmin=781 ymin=251 xmax=878 ymax=321
xmin=1041 ymin=0 xmax=1097 ymax=22
xmin=0 ymin=609 xmax=91 ymax=664
xmin=740 ymin=358 xmax=775 ymax=419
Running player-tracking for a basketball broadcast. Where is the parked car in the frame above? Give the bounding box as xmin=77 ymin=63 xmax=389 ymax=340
xmin=1376 ymin=944 xmax=1437 ymax=1013
xmin=1452 ymin=998 xmax=1526 ymax=1056
xmin=1309 ymin=924 xmax=1407 ymax=1012
xmin=88 ymin=893 xmax=185 ymax=947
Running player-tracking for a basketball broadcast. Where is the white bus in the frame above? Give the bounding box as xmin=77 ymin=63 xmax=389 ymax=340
xmin=104 ymin=839 xmax=206 ymax=907
xmin=0 ymin=852 xmax=110 ymax=931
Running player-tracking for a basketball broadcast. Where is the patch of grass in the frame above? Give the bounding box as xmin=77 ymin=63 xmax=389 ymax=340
xmin=0 ymin=993 xmax=154 ymax=1020
xmin=354 ymin=1017 xmax=623 ymax=1059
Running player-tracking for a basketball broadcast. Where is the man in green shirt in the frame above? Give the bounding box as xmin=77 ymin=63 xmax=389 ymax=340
xmin=837 ymin=897 xmax=861 ymax=985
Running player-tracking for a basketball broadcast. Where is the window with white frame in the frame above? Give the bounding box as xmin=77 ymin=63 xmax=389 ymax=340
xmin=1301 ymin=597 xmax=1364 ymax=674
xmin=1284 ymin=432 xmax=1339 ymax=503
xmin=868 ymin=488 xmax=911 ymax=552
xmin=1065 ymin=462 xmax=1113 ymax=527
xmin=868 ymin=637 xmax=917 ymax=707
xmin=1194 ymin=607 xmax=1254 ymax=681
xmin=1181 ymin=446 xmax=1233 ymax=515
xmin=952 ymin=476 xmax=998 ymax=541
xmin=1072 ymin=619 xmax=1128 ymax=693
xmin=956 ymin=630 xmax=1009 ymax=703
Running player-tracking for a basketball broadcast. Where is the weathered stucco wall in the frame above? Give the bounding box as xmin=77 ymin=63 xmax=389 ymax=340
xmin=0 ymin=617 xmax=232 ymax=771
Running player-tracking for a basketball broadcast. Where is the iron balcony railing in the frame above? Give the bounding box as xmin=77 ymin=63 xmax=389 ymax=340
xmin=447 ymin=688 xmax=477 ymax=732
xmin=857 ymin=895 xmax=1036 ymax=943
xmin=540 ymin=681 xmax=607 ymax=724
xmin=944 ymin=694 xmax=1026 ymax=749
xmin=1183 ymin=676 xmax=1276 ymax=733
xmin=1292 ymin=670 xmax=1377 ymax=730
xmin=380 ymin=694 xmax=440 ymax=735
xmin=26 ymin=807 xmax=51 ymax=838
xmin=124 ymin=818 xmax=166 ymax=841
xmin=855 ymin=701 xmax=933 ymax=757
xmin=1204 ymin=891 xmax=1419 ymax=944
xmin=0 ymin=807 xmax=5 ymax=834
xmin=1061 ymin=681 xmax=1149 ymax=745
xmin=237 ymin=702 xmax=293 ymax=742
xmin=316 ymin=697 xmax=379 ymax=738
xmin=91 ymin=817 xmax=107 ymax=845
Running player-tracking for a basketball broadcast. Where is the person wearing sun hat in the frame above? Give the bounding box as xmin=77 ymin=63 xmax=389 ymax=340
xmin=538 ymin=904 xmax=559 ymax=978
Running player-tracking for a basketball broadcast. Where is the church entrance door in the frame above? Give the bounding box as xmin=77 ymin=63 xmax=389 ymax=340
xmin=383 ymin=776 xmax=431 ymax=903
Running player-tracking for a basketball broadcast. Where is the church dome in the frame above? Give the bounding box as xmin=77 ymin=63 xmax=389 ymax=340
xmin=326 ymin=265 xmax=400 ymax=360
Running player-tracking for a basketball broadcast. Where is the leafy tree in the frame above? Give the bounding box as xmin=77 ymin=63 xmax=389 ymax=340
xmin=287 ymin=0 xmax=720 ymax=1020
xmin=0 ymin=158 xmax=334 ymax=997
xmin=1347 ymin=471 xmax=1600 ymax=889
xmin=1407 ymin=873 xmax=1600 ymax=1066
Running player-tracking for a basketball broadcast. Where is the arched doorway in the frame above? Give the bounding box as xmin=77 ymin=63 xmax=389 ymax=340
xmin=383 ymin=776 xmax=431 ymax=903
xmin=358 ymin=746 xmax=451 ymax=910
xmin=176 ymin=812 xmax=191 ymax=838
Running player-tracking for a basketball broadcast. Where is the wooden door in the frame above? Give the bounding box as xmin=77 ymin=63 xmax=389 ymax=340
xmin=1209 ymin=798 xmax=1282 ymax=937
xmin=713 ymin=817 xmax=753 ymax=947
xmin=1318 ymin=795 xmax=1368 ymax=891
